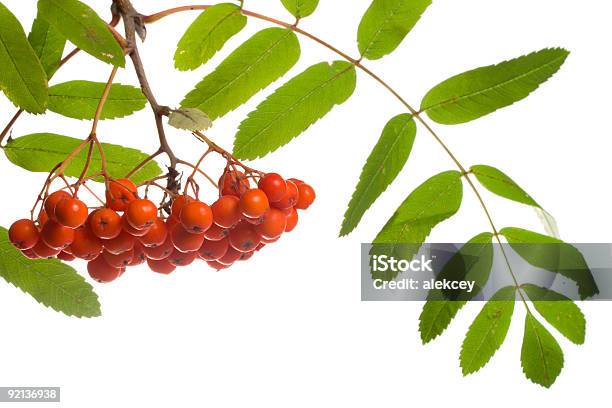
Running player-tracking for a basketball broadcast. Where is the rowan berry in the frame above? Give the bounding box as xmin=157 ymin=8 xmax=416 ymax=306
xmin=180 ymin=201 xmax=213 ymax=233
xmin=228 ymin=222 xmax=260 ymax=252
xmin=198 ymin=238 xmax=229 ymax=261
xmin=88 ymin=256 xmax=122 ymax=283
xmin=218 ymin=246 xmax=242 ymax=265
xmin=239 ymin=189 xmax=269 ymax=218
xmin=171 ymin=195 xmax=194 ymax=218
xmin=22 ymin=249 xmax=40 ymax=259
xmin=204 ymin=223 xmax=229 ymax=241
xmin=295 ymin=183 xmax=316 ymax=210
xmin=219 ymin=170 xmax=250 ymax=197
xmin=37 ymin=210 xmax=49 ymax=226
xmin=139 ymin=218 xmax=168 ymax=247
xmin=254 ymin=208 xmax=287 ymax=239
xmin=126 ymin=199 xmax=158 ymax=229
xmin=55 ymin=198 xmax=88 ymax=228
xmin=130 ymin=242 xmax=146 ymax=266
xmin=102 ymin=248 xmax=134 ymax=268
xmin=143 ymin=237 xmax=174 ymax=260
xmin=106 ymin=178 xmax=138 ymax=211
xmin=9 ymin=219 xmax=39 ymax=250
xmin=41 ymin=220 xmax=75 ymax=249
xmin=258 ymin=173 xmax=287 ymax=202
xmin=272 ymin=181 xmax=298 ymax=210
xmin=211 ymin=195 xmax=241 ymax=228
xmin=170 ymin=224 xmax=205 ymax=253
xmin=57 ymin=251 xmax=76 ymax=262
xmin=44 ymin=190 xmax=71 ymax=220
xmin=207 ymin=260 xmax=232 ymax=270
xmin=70 ymin=226 xmax=103 ymax=260
xmin=285 ymin=207 xmax=299 ymax=232
xmin=168 ymin=249 xmax=197 ymax=267
xmin=239 ymin=251 xmax=254 ymax=262
xmin=89 ymin=208 xmax=122 ymax=239
xmin=147 ymin=257 xmax=176 ymax=274
xmin=122 ymin=214 xmax=151 ymax=237
xmin=102 ymin=229 xmax=134 ymax=255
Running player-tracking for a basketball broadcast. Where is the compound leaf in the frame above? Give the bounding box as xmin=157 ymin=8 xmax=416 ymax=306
xmin=38 ymin=0 xmax=125 ymax=67
xmin=0 ymin=2 xmax=48 ymax=113
xmin=471 ymin=165 xmax=559 ymax=237
xmin=372 ymin=171 xmax=463 ymax=281
xmin=521 ymin=313 xmax=564 ymax=388
xmin=357 ymin=0 xmax=431 ymax=60
xmin=419 ymin=232 xmax=494 ymax=343
xmin=0 ymin=227 xmax=100 ymax=318
xmin=340 ymin=114 xmax=416 ymax=236
xmin=280 ymin=0 xmax=320 ymax=18
xmin=4 ymin=133 xmax=161 ymax=185
xmin=501 ymin=227 xmax=598 ymax=300
xmin=522 ymin=284 xmax=585 ymax=345
xmin=460 ymin=286 xmax=516 ymax=375
xmin=28 ymin=15 xmax=66 ymax=78
xmin=47 ymin=80 xmax=147 ymax=120
xmin=181 ymin=27 xmax=301 ymax=120
xmin=421 ymin=48 xmax=569 ymax=125
xmin=174 ymin=3 xmax=247 ymax=71
xmin=168 ymin=108 xmax=212 ymax=131
xmin=234 ymin=61 xmax=356 ymax=160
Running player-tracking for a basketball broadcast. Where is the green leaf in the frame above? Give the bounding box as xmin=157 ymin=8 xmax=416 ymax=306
xmin=522 ymin=284 xmax=585 ymax=345
xmin=280 ymin=0 xmax=320 ymax=18
xmin=373 ymin=171 xmax=463 ymax=263
xmin=340 ymin=114 xmax=416 ymax=236
xmin=500 ymin=227 xmax=598 ymax=300
xmin=460 ymin=286 xmax=516 ymax=375
xmin=418 ymin=233 xmax=494 ymax=343
xmin=421 ymin=48 xmax=569 ymax=125
xmin=470 ymin=165 xmax=559 ymax=237
xmin=28 ymin=16 xmax=66 ymax=78
xmin=181 ymin=27 xmax=301 ymax=120
xmin=0 ymin=227 xmax=100 ymax=318
xmin=4 ymin=133 xmax=161 ymax=185
xmin=234 ymin=61 xmax=356 ymax=160
xmin=168 ymin=108 xmax=212 ymax=131
xmin=38 ymin=0 xmax=125 ymax=67
xmin=357 ymin=0 xmax=431 ymax=60
xmin=47 ymin=80 xmax=147 ymax=120
xmin=0 ymin=2 xmax=48 ymax=113
xmin=174 ymin=3 xmax=247 ymax=71
xmin=522 ymin=313 xmax=564 ymax=388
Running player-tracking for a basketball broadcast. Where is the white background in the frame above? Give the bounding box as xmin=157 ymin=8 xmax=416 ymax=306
xmin=0 ymin=0 xmax=611 ymax=406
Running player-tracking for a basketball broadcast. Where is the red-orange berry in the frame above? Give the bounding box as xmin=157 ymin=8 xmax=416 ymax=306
xmin=130 ymin=242 xmax=146 ymax=266
xmin=272 ymin=181 xmax=298 ymax=210
xmin=102 ymin=248 xmax=134 ymax=268
xmin=126 ymin=199 xmax=157 ymax=229
xmin=211 ymin=195 xmax=241 ymax=228
xmin=122 ymin=214 xmax=151 ymax=237
xmin=102 ymin=229 xmax=134 ymax=255
xmin=54 ymin=198 xmax=88 ymax=228
xmin=180 ymin=201 xmax=213 ymax=233
xmin=258 ymin=173 xmax=287 ymax=202
xmin=168 ymin=249 xmax=197 ymax=267
xmin=170 ymin=195 xmax=194 ymax=219
xmin=218 ymin=246 xmax=242 ymax=265
xmin=37 ymin=210 xmax=49 ymax=226
xmin=170 ymin=224 xmax=205 ymax=253
xmin=144 ymin=237 xmax=174 ymax=260
xmin=57 ymin=251 xmax=76 ymax=262
xmin=198 ymin=238 xmax=229 ymax=261
xmin=239 ymin=251 xmax=254 ymax=262
xmin=285 ymin=207 xmax=299 ymax=232
xmin=295 ymin=183 xmax=316 ymax=210
xmin=147 ymin=257 xmax=176 ymax=274
xmin=255 ymin=208 xmax=287 ymax=239
xmin=22 ymin=249 xmax=40 ymax=259
xmin=88 ymin=256 xmax=122 ymax=283
xmin=9 ymin=219 xmax=39 ymax=250
xmin=89 ymin=208 xmax=122 ymax=239
xmin=239 ymin=189 xmax=269 ymax=218
xmin=204 ymin=223 xmax=229 ymax=241
xmin=106 ymin=178 xmax=138 ymax=211
xmin=70 ymin=226 xmax=103 ymax=260
xmin=207 ymin=260 xmax=232 ymax=270
xmin=44 ymin=191 xmax=71 ymax=220
xmin=41 ymin=220 xmax=75 ymax=249
xmin=138 ymin=218 xmax=168 ymax=247
xmin=32 ymin=240 xmax=61 ymax=258
xmin=219 ymin=170 xmax=250 ymax=197
xmin=228 ymin=222 xmax=260 ymax=253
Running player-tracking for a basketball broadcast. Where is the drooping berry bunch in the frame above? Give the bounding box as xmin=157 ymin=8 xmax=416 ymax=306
xmin=8 ymin=170 xmax=315 ymax=283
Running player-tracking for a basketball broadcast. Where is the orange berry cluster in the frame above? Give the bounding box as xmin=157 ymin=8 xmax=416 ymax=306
xmin=8 ymin=171 xmax=315 ymax=283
